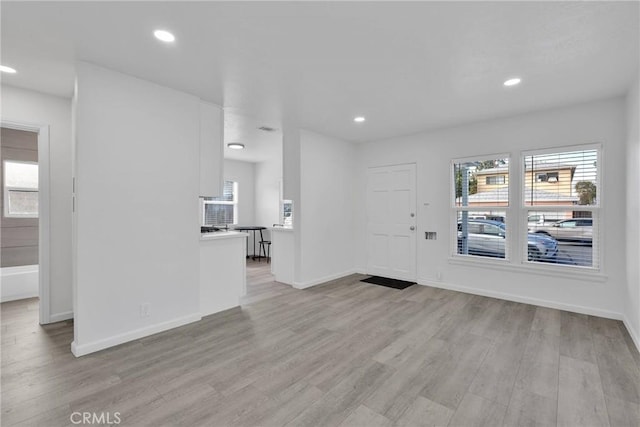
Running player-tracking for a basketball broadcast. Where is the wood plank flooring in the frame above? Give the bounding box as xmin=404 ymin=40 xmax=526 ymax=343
xmin=2 ymin=261 xmax=639 ymax=426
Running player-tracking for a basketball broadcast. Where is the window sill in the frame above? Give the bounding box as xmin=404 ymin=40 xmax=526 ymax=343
xmin=448 ymin=256 xmax=608 ymax=283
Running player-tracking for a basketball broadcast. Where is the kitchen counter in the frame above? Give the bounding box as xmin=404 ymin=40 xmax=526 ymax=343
xmin=200 ymin=230 xmax=248 ymax=241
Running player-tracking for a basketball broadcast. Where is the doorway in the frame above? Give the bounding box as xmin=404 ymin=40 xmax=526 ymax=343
xmin=366 ymin=163 xmax=417 ymax=281
xmin=0 ymin=122 xmax=50 ymax=324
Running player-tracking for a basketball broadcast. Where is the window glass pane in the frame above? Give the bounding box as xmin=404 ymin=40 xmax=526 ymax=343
xmin=282 ymin=200 xmax=293 ymax=227
xmin=527 ymin=210 xmax=594 ymax=267
xmin=7 ymin=190 xmax=38 ymax=216
xmin=454 ymin=158 xmax=509 ymax=207
xmin=456 ymin=211 xmax=507 ymax=259
xmin=524 ymin=149 xmax=597 ymax=206
xmin=204 ymin=203 xmax=234 ymax=226
xmin=213 ymin=180 xmax=236 ymax=202
xmin=4 ymin=161 xmax=38 ymax=189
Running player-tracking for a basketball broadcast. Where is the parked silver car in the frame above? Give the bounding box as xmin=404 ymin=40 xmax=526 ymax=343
xmin=458 ymin=219 xmax=559 ymax=261
xmin=529 ymin=218 xmax=592 ymax=244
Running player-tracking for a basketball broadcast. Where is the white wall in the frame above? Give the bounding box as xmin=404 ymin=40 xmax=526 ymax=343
xmin=254 ymin=156 xmax=282 ymax=238
xmin=0 ymin=85 xmax=73 ymax=321
xmin=625 ymin=80 xmax=640 ymax=348
xmin=223 ymin=159 xmax=255 ymax=226
xmin=355 ymin=97 xmax=627 ymax=319
xmin=297 ymin=130 xmax=356 ymax=287
xmin=72 ymin=63 xmax=202 ymax=356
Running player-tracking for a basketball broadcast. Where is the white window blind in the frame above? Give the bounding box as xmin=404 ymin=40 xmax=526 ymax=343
xmin=203 ymin=180 xmax=238 ymax=226
xmin=523 ymin=147 xmax=599 ymax=269
xmin=452 ymin=157 xmax=510 ymax=260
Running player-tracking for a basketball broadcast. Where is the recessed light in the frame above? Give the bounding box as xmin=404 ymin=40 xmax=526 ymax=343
xmin=227 ymin=143 xmax=245 ymax=150
xmin=354 ymin=116 xmax=366 ymax=123
xmin=0 ymin=65 xmax=17 ymax=74
xmin=154 ymin=30 xmax=175 ymax=43
xmin=503 ymin=78 xmax=522 ymax=87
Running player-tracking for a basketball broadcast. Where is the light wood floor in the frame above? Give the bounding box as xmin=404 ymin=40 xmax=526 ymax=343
xmin=2 ymin=261 xmax=639 ymax=426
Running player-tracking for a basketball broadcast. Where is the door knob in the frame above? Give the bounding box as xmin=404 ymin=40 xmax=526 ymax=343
xmin=410 ymin=226 xmax=415 ymax=231
xmin=410 ymin=213 xmax=415 ymax=217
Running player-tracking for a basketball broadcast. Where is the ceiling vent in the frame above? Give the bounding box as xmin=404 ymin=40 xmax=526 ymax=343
xmin=258 ymin=126 xmax=277 ymax=132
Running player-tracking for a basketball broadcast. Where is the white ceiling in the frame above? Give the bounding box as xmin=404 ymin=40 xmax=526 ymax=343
xmin=1 ymin=1 xmax=638 ymax=146
xmin=224 ymin=110 xmax=282 ymax=163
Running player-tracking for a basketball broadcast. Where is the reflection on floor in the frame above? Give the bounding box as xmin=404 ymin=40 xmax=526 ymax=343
xmin=242 ymin=258 xmax=294 ymax=305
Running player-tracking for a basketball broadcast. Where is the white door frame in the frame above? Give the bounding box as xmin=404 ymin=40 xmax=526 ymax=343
xmin=1 ymin=120 xmax=51 ymax=324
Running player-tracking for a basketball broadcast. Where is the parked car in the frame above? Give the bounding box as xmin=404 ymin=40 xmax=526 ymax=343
xmin=529 ymin=218 xmax=592 ymax=244
xmin=527 ymin=214 xmax=560 ymax=225
xmin=458 ymin=219 xmax=559 ymax=261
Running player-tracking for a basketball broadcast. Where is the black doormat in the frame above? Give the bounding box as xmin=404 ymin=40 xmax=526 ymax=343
xmin=361 ymin=276 xmax=416 ymax=290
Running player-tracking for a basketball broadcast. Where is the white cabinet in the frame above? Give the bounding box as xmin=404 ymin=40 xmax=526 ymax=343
xmin=200 ymin=232 xmax=247 ymax=316
xmin=199 ymin=101 xmax=223 ymax=197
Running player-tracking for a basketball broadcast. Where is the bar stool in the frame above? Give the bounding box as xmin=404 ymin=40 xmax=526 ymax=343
xmin=259 ymin=240 xmax=271 ymax=263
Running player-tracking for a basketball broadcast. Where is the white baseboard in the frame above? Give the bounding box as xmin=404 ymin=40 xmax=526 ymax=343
xmin=1 ymin=265 xmax=39 ymax=303
xmin=1 ymin=291 xmax=39 ymax=303
xmin=48 ymin=311 xmax=73 ymax=323
xmin=622 ymin=316 xmax=640 ymax=354
xmin=201 ymin=299 xmax=240 ymax=317
xmin=294 ymin=269 xmax=358 ymax=289
xmin=71 ymin=313 xmax=201 ymax=357
xmin=418 ymin=279 xmax=624 ymax=321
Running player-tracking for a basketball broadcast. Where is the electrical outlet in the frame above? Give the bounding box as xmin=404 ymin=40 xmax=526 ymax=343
xmin=436 ymin=271 xmax=443 ymax=281
xmin=140 ymin=303 xmax=150 ymax=317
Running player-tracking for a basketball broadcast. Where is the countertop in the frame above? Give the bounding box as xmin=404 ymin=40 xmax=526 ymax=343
xmin=200 ymin=231 xmax=249 ymax=241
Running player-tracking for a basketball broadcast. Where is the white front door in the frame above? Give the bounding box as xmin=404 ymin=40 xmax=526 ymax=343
xmin=366 ymin=163 xmax=417 ymax=281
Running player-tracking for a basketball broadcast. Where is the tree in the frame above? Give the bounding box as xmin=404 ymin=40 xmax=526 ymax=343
xmin=475 ymin=160 xmax=505 ymax=171
xmin=455 ymin=168 xmax=477 ymax=199
xmin=575 ymin=181 xmax=596 ymax=205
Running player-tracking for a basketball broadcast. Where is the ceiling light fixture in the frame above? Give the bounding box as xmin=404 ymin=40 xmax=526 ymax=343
xmin=354 ymin=116 xmax=366 ymax=123
xmin=0 ymin=65 xmax=17 ymax=74
xmin=503 ymin=77 xmax=522 ymax=87
xmin=227 ymin=143 xmax=245 ymax=150
xmin=154 ymin=30 xmax=175 ymax=43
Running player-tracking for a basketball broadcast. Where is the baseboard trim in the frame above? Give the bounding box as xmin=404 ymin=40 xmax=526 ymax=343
xmin=418 ymin=279 xmax=624 ymax=321
xmin=622 ymin=316 xmax=640 ymax=354
xmin=294 ymin=269 xmax=358 ymax=289
xmin=1 ymin=291 xmax=39 ymax=303
xmin=48 ymin=311 xmax=73 ymax=323
xmin=71 ymin=313 xmax=201 ymax=357
xmin=201 ymin=299 xmax=240 ymax=317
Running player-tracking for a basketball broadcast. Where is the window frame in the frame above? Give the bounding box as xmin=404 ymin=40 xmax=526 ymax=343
xmin=3 ymin=159 xmax=39 ymax=219
xmin=281 ymin=199 xmax=293 ymax=227
xmin=202 ymin=180 xmax=238 ymax=226
xmin=520 ymin=143 xmax=602 ymax=272
xmin=451 ymin=153 xmax=512 ymax=262
xmin=486 ymin=175 xmax=506 ymax=185
xmin=449 ymin=144 xmax=603 ymax=277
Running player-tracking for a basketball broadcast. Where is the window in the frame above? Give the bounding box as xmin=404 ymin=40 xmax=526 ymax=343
xmin=3 ymin=160 xmax=38 ymax=218
xmin=281 ymin=200 xmax=293 ymax=227
xmin=524 ymin=147 xmax=599 ymax=269
xmin=202 ymin=180 xmax=238 ymax=226
xmin=486 ymin=175 xmax=506 ymax=185
xmin=452 ymin=157 xmax=509 ymax=260
xmin=536 ymin=172 xmax=560 ymax=183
